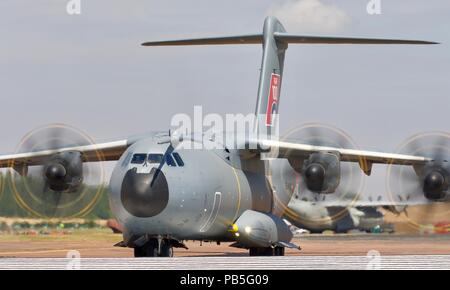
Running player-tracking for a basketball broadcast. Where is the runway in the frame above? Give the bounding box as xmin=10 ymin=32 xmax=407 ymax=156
xmin=1 ymin=255 xmax=449 ymax=270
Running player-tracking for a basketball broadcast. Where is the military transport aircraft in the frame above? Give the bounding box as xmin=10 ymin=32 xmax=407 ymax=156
xmin=0 ymin=16 xmax=446 ymax=257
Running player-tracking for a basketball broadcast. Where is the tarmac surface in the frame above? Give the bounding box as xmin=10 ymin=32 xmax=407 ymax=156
xmin=0 ymin=233 xmax=449 ymax=258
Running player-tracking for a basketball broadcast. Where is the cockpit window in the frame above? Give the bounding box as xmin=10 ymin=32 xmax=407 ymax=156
xmin=131 ymin=153 xmax=180 ymax=167
xmin=165 ymin=154 xmax=177 ymax=167
xmin=172 ymin=152 xmax=185 ymax=167
xmin=131 ymin=153 xmax=147 ymax=164
xmin=148 ymin=154 xmax=164 ymax=164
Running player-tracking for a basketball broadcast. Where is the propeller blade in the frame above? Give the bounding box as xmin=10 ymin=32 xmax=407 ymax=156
xmin=282 ymin=123 xmax=365 ymax=223
xmin=387 ymin=131 xmax=450 ymax=228
xmin=10 ymin=124 xmax=105 ymax=218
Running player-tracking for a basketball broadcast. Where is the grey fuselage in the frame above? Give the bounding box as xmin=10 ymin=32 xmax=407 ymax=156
xmin=109 ymin=132 xmax=296 ymax=244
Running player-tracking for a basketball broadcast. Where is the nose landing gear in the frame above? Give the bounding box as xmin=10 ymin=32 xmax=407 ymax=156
xmin=133 ymin=238 xmax=174 ymax=257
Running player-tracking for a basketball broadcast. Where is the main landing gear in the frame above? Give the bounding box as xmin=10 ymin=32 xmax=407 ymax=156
xmin=134 ymin=238 xmax=174 ymax=257
xmin=249 ymin=246 xmax=285 ymax=256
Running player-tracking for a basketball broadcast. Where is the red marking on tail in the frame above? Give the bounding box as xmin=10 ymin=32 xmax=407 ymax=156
xmin=265 ymin=73 xmax=280 ymax=126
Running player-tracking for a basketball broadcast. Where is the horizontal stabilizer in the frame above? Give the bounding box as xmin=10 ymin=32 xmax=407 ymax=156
xmin=273 ymin=32 xmax=439 ymax=45
xmin=142 ymin=34 xmax=262 ymax=46
xmin=142 ymin=33 xmax=438 ymax=47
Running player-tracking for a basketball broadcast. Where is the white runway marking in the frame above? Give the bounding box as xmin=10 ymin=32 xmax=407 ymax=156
xmin=0 ymin=255 xmax=449 ymax=270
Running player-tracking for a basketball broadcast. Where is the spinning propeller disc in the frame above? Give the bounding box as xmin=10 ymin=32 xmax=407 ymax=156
xmin=9 ymin=124 xmax=106 ymax=218
xmin=386 ymin=131 xmax=450 ymax=230
xmin=273 ymin=123 xmax=366 ymax=226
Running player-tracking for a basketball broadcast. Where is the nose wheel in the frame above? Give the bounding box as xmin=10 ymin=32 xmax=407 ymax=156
xmin=134 ymin=239 xmax=174 ymax=257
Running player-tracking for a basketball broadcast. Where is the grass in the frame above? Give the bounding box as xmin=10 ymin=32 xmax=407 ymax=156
xmin=0 ymin=228 xmax=121 ymax=243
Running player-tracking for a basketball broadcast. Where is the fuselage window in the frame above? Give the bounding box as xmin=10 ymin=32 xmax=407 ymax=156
xmin=131 ymin=153 xmax=147 ymax=164
xmin=165 ymin=154 xmax=177 ymax=167
xmin=172 ymin=152 xmax=185 ymax=167
xmin=148 ymin=154 xmax=164 ymax=164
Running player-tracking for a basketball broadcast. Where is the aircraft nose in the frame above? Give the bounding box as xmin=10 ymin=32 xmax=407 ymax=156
xmin=120 ymin=167 xmax=169 ymax=217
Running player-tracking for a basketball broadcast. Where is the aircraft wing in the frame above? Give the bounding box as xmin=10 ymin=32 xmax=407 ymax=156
xmin=0 ymin=139 xmax=129 ymax=169
xmin=255 ymin=139 xmax=431 ymax=174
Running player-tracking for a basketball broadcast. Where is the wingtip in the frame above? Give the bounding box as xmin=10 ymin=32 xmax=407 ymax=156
xmin=421 ymin=40 xmax=440 ymax=45
xmin=141 ymin=41 xmax=159 ymax=46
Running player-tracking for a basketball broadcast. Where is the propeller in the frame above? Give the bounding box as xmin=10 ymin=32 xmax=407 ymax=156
xmin=386 ymin=131 xmax=450 ymax=229
xmin=275 ymin=123 xmax=365 ymax=226
xmin=9 ymin=124 xmax=106 ymax=218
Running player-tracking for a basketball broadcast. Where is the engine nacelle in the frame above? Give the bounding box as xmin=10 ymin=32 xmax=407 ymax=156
xmin=302 ymin=152 xmax=340 ymax=193
xmin=44 ymin=151 xmax=83 ymax=192
xmin=417 ymin=161 xmax=450 ymax=200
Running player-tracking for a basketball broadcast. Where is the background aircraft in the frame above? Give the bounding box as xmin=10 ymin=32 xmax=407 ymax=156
xmin=0 ymin=16 xmax=446 ymax=257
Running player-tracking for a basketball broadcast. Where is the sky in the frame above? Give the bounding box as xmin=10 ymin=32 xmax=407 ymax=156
xmin=1 ymin=0 xmax=449 ymax=193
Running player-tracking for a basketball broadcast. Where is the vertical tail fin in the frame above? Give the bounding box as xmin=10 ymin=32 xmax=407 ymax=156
xmin=253 ymin=17 xmax=287 ymax=139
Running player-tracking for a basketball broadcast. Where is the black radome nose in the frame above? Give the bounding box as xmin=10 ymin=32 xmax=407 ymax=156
xmin=121 ymin=167 xmax=169 ymax=217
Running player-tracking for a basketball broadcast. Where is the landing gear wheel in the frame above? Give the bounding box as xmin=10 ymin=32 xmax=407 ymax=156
xmin=249 ymin=247 xmax=274 ymax=256
xmin=134 ymin=239 xmax=158 ymax=257
xmin=274 ymin=247 xmax=285 ymax=256
xmin=160 ymin=240 xmax=174 ymax=257
xmin=134 ymin=239 xmax=174 ymax=257
xmin=133 ymin=246 xmax=146 ymax=257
